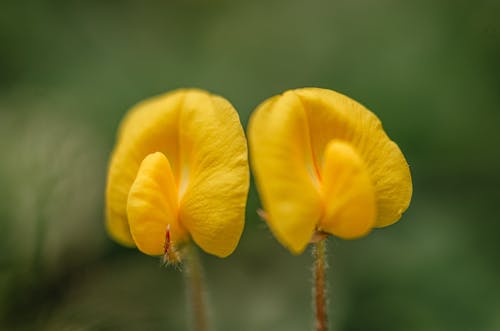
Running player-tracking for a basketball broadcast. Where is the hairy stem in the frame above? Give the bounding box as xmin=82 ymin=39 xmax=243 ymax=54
xmin=184 ymin=245 xmax=209 ymax=331
xmin=313 ymin=239 xmax=328 ymax=331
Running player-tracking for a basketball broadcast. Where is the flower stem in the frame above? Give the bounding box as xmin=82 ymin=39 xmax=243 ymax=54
xmin=184 ymin=245 xmax=209 ymax=331
xmin=313 ymin=239 xmax=328 ymax=331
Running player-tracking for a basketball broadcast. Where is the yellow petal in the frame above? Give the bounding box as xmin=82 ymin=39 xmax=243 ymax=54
xmin=319 ymin=140 xmax=376 ymax=238
xmin=178 ymin=92 xmax=249 ymax=258
xmin=294 ymin=88 xmax=412 ymax=227
xmin=248 ymin=91 xmax=322 ymax=254
xmin=127 ymin=152 xmax=186 ymax=255
xmin=106 ymin=89 xmax=249 ymax=258
xmin=106 ymin=90 xmax=184 ymax=246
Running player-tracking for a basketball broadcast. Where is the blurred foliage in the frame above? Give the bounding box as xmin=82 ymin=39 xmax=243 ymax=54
xmin=1 ymin=0 xmax=499 ymax=330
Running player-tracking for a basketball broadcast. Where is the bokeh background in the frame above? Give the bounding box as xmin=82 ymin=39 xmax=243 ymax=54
xmin=1 ymin=0 xmax=499 ymax=330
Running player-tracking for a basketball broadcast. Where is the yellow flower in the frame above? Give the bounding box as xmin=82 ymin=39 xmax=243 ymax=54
xmin=106 ymin=89 xmax=249 ymax=260
xmin=248 ymin=88 xmax=412 ymax=254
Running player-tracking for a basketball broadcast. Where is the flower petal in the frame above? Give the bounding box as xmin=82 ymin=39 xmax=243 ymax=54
xmin=177 ymin=92 xmax=249 ymax=258
xmin=106 ymin=90 xmax=184 ymax=246
xmin=106 ymin=89 xmax=249 ymax=257
xmin=294 ymin=88 xmax=412 ymax=227
xmin=248 ymin=91 xmax=322 ymax=254
xmin=319 ymin=140 xmax=376 ymax=238
xmin=127 ymin=152 xmax=186 ymax=255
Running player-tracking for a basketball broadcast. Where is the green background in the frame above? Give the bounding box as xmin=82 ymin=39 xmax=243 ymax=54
xmin=1 ymin=0 xmax=499 ymax=330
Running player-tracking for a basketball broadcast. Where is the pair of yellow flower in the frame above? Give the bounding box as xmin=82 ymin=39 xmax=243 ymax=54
xmin=106 ymin=88 xmax=412 ymax=261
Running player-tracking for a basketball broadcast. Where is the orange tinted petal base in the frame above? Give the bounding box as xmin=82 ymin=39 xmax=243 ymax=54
xmin=319 ymin=140 xmax=377 ymax=239
xmin=127 ymin=152 xmax=187 ymax=256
